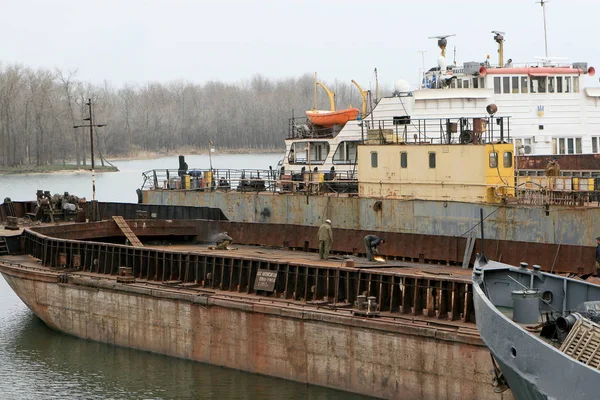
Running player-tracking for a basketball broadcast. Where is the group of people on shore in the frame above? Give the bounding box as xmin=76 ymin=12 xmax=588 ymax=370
xmin=317 ymin=219 xmax=384 ymax=262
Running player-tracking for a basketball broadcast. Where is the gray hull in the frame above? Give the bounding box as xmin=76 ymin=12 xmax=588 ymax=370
xmin=473 ymin=263 xmax=600 ymax=400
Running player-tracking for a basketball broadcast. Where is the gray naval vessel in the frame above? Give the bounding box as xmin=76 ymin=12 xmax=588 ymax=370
xmin=473 ymin=255 xmax=600 ymax=399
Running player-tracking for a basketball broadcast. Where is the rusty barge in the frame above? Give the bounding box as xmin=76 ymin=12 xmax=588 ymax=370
xmin=0 ymin=202 xmax=515 ymax=399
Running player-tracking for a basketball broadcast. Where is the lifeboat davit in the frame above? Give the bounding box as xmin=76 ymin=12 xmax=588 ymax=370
xmin=305 ymin=107 xmax=360 ymax=128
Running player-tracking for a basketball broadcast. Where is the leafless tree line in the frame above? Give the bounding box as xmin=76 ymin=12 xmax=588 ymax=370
xmin=0 ymin=64 xmax=384 ymax=167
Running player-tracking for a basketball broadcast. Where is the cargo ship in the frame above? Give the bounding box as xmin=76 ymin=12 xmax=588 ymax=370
xmin=141 ymin=109 xmax=598 ymax=277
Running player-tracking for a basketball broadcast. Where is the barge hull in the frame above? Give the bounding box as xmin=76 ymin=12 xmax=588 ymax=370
xmin=0 ymin=265 xmax=512 ymax=400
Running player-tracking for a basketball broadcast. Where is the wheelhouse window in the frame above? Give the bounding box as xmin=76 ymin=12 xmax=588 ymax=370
xmin=493 ymin=77 xmax=501 ymax=94
xmin=548 ymin=77 xmax=555 ymax=93
xmin=565 ymin=77 xmax=572 ymax=93
xmin=473 ymin=78 xmax=479 ymax=89
xmin=333 ymin=141 xmax=358 ymax=164
xmin=428 ymin=152 xmax=436 ymax=168
xmin=502 ymin=77 xmax=510 ymax=93
xmin=557 ymin=77 xmax=563 ymax=93
xmin=400 ymin=152 xmax=407 ymax=168
xmin=503 ymin=151 xmax=513 ymax=168
xmin=489 ymin=152 xmax=498 ymax=168
xmin=512 ymin=77 xmax=519 ymax=94
xmin=593 ymin=137 xmax=600 ymax=154
xmin=371 ymin=152 xmax=378 ymax=168
xmin=574 ymin=77 xmax=580 ymax=93
xmin=520 ymin=77 xmax=528 ymax=93
xmin=463 ymin=79 xmax=470 ymax=89
xmin=530 ymin=76 xmax=546 ymax=93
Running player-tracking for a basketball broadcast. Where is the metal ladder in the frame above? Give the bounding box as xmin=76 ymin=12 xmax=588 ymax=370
xmin=0 ymin=237 xmax=8 ymax=256
xmin=111 ymin=216 xmax=144 ymax=247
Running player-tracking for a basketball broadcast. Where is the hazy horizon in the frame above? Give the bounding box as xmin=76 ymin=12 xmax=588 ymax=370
xmin=1 ymin=0 xmax=599 ymax=90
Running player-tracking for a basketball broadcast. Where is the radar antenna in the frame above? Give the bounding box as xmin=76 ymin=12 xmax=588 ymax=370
xmin=428 ymin=34 xmax=456 ymax=57
xmin=491 ymin=31 xmax=506 ymax=66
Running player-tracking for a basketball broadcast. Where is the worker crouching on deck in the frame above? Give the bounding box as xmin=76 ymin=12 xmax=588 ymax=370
xmin=318 ymin=219 xmax=333 ymax=259
xmin=215 ymin=232 xmax=233 ymax=250
xmin=364 ymin=235 xmax=385 ymax=262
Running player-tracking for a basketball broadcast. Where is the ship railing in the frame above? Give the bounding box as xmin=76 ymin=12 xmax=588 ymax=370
xmin=142 ymin=168 xmax=359 ymax=195
xmin=360 ymin=116 xmax=511 ymax=146
xmin=515 ymin=176 xmax=600 ymax=206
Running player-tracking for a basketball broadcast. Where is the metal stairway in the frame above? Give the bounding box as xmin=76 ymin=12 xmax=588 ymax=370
xmin=111 ymin=216 xmax=144 ymax=247
xmin=0 ymin=237 xmax=8 ymax=255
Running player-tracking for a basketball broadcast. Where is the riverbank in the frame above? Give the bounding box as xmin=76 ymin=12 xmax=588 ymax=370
xmin=0 ymin=148 xmax=282 ymax=174
xmin=108 ymin=147 xmax=283 ymax=161
xmin=0 ymin=164 xmax=119 ymax=175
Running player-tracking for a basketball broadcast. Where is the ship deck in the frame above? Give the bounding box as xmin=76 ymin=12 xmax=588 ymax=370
xmin=0 ymin=250 xmax=479 ymax=339
xmin=147 ymin=243 xmax=475 ymax=281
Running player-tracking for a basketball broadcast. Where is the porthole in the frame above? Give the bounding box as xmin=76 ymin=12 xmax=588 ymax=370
xmin=542 ymin=290 xmax=553 ymax=303
xmin=510 ymin=347 xmax=517 ymax=358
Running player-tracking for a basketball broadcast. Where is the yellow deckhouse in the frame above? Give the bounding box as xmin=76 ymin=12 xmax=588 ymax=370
xmin=357 ymin=114 xmax=515 ymax=203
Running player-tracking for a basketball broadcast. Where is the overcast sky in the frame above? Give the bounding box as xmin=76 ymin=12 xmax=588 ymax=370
xmin=1 ymin=0 xmax=598 ymax=90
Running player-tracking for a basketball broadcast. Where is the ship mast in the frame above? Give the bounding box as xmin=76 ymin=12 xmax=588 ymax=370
xmin=537 ymin=0 xmax=549 ymax=58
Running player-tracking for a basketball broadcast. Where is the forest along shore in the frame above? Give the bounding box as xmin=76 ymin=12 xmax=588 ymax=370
xmin=0 ymin=164 xmax=119 ymax=175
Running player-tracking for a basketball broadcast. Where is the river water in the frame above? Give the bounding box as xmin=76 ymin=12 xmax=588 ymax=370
xmin=0 ymin=153 xmax=371 ymax=400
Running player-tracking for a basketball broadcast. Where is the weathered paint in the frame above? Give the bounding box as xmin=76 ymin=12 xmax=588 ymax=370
xmin=358 ymin=143 xmax=514 ymax=203
xmin=24 ymin=218 xmax=595 ymax=274
xmin=0 ymin=269 xmax=513 ymax=400
xmin=143 ymin=190 xmax=600 ymax=247
xmin=517 ymin=153 xmax=600 ymax=172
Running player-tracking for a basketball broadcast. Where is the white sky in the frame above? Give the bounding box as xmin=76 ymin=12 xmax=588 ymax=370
xmin=1 ymin=0 xmax=598 ymax=89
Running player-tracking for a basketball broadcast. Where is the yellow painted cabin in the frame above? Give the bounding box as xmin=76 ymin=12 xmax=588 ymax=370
xmin=357 ymin=143 xmax=515 ymax=203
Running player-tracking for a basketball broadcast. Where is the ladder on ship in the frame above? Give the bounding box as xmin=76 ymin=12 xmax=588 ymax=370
xmin=3 ymin=198 xmax=16 ymax=217
xmin=112 ymin=216 xmax=144 ymax=247
xmin=0 ymin=237 xmax=9 ymax=256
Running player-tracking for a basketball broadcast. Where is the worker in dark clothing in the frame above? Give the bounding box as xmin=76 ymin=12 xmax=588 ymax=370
xmin=317 ymin=219 xmax=333 ymax=259
xmin=364 ymin=235 xmax=385 ymax=262
xmin=596 ymin=236 xmax=600 ymax=276
xmin=214 ymin=232 xmax=233 ymax=250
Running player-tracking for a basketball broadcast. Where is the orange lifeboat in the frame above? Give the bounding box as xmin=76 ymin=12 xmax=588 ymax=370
xmin=305 ymin=107 xmax=360 ymax=128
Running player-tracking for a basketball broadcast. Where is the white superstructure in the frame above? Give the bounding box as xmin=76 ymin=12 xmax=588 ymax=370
xmin=281 ymin=31 xmax=600 ymax=178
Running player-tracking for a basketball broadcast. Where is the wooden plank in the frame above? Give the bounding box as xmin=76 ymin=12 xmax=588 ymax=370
xmin=112 ymin=216 xmax=144 ymax=247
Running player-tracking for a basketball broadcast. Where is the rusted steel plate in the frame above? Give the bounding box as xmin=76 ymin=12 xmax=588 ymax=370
xmin=219 ymin=222 xmax=594 ymax=275
xmin=21 ymin=218 xmax=597 ymax=275
xmin=517 ymin=154 xmax=600 ymax=171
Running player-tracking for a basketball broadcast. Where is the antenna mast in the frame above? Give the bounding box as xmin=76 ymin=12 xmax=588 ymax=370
xmin=374 ymin=67 xmax=380 ymax=104
xmin=537 ymin=0 xmax=549 ymax=58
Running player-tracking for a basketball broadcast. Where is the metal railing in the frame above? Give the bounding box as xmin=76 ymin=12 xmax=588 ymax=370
xmin=142 ymin=168 xmax=359 ymax=195
xmin=360 ymin=116 xmax=511 ymax=146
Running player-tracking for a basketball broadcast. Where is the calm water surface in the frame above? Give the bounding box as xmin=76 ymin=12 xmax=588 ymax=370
xmin=0 ymin=153 xmax=372 ymax=400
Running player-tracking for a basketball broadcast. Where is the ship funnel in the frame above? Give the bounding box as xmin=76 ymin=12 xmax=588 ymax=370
xmin=479 ymin=66 xmax=487 ymax=77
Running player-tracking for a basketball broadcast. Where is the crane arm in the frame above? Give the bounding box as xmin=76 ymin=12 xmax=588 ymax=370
xmin=351 ymin=80 xmax=368 ymax=117
xmin=316 ymin=81 xmax=335 ymax=111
